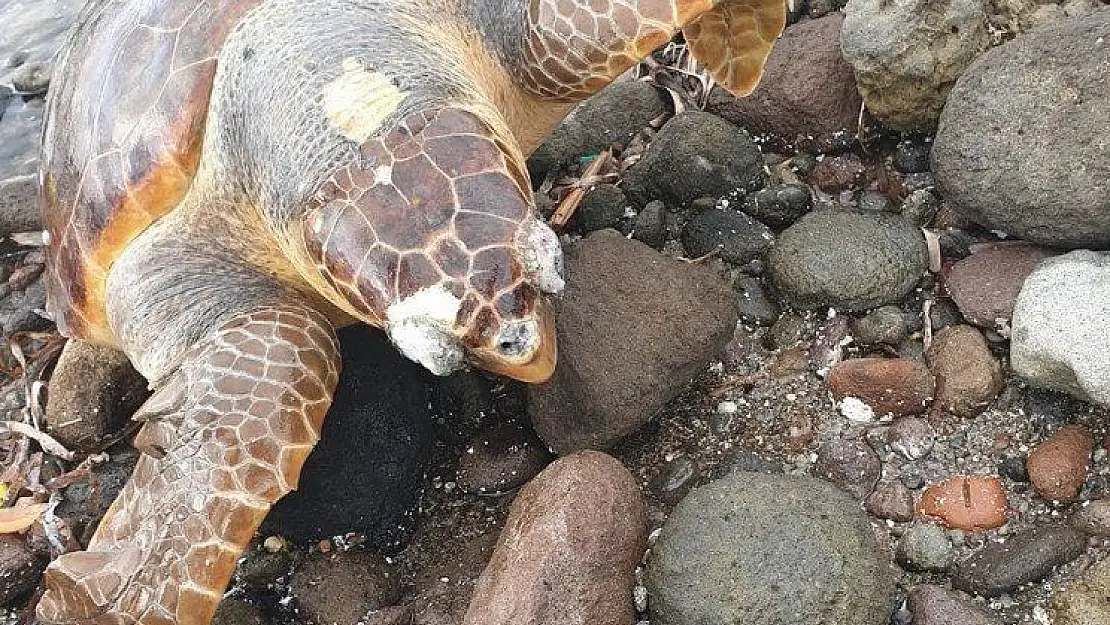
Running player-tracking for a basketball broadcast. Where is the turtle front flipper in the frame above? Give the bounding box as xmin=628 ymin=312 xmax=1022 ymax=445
xmin=38 ymin=304 xmax=339 ymax=625
xmin=514 ymin=0 xmax=784 ymax=100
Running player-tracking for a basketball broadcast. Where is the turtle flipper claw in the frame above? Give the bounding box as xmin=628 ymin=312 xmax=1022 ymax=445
xmin=38 ymin=305 xmax=339 ymax=625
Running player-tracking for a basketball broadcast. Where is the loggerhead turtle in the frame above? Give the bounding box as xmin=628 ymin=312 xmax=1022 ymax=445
xmin=36 ymin=0 xmax=784 ymax=622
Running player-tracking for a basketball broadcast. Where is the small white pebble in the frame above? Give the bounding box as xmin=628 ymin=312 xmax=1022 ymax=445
xmin=263 ymin=536 xmax=286 ymax=553
xmin=839 ymin=396 xmax=876 ymax=423
xmin=716 ymin=401 xmax=738 ymax=414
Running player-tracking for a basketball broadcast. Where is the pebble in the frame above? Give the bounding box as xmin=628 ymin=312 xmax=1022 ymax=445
xmin=896 ymin=524 xmax=955 ymax=572
xmin=528 ymin=230 xmax=738 ymax=454
xmin=1026 ymin=425 xmax=1093 ymax=504
xmin=738 ymin=183 xmax=812 ymax=231
xmin=455 ymin=423 xmax=553 ymax=496
xmin=893 ymin=137 xmax=933 ymax=174
xmin=919 ymin=476 xmax=1009 ymax=531
xmin=999 ymin=456 xmax=1030 ymax=483
xmin=631 ymin=200 xmax=665 ymax=250
xmin=1052 ymin=555 xmax=1110 ymax=625
xmin=0 ymin=534 xmax=46 ymax=607
xmin=851 ymin=306 xmax=910 ymax=346
xmin=717 ymin=451 xmax=783 ymax=477
xmin=951 ymin=525 xmax=1087 ymax=597
xmin=235 ymin=545 xmax=293 ymax=593
xmin=809 ymin=154 xmax=867 ymax=194
xmin=767 ymin=211 xmax=928 ymax=313
xmin=901 ymin=189 xmax=939 ymax=227
xmin=291 ymin=550 xmax=400 ymax=625
xmin=680 ymin=209 xmax=774 ymax=265
xmin=0 ymin=174 xmax=42 ymax=234
xmin=828 ymin=358 xmax=935 ymax=417
xmin=814 ymin=440 xmax=882 ymax=500
xmin=944 ymin=241 xmax=1055 ymax=332
xmin=10 ymin=61 xmax=50 ymax=95
xmin=926 ymin=325 xmax=1002 ymax=417
xmin=857 ymin=190 xmax=895 ymax=214
xmin=908 ymin=585 xmax=1001 ymax=625
xmin=463 ymin=452 xmax=647 ymax=625
xmin=650 ymin=456 xmax=700 ymax=505
xmin=646 ymin=473 xmax=895 ymax=625
xmin=887 ymin=416 xmax=936 ymax=460
xmin=574 ymin=184 xmax=629 ymax=234
xmin=733 ymin=275 xmax=780 ymax=327
xmin=1072 ymin=499 xmax=1110 ymax=537
xmin=866 ymin=481 xmax=916 ymax=522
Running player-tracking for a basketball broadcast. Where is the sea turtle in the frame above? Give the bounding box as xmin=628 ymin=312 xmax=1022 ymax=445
xmin=36 ymin=0 xmax=785 ymax=622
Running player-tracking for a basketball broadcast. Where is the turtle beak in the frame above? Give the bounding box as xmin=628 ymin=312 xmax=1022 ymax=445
xmin=472 ymin=298 xmax=557 ymax=383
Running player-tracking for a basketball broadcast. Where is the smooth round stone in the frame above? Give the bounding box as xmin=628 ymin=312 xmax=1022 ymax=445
xmin=456 ymin=423 xmax=553 ymax=496
xmin=896 ymin=524 xmax=955 ymax=572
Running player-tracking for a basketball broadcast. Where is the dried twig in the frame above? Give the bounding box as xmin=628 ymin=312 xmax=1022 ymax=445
xmin=1 ymin=421 xmax=75 ymax=461
xmin=548 ymin=150 xmax=612 ymax=231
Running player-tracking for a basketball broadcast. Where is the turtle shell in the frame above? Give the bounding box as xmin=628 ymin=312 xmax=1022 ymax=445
xmin=41 ymin=0 xmax=262 ymax=344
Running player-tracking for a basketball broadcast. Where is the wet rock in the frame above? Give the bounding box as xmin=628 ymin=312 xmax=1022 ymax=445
xmin=1012 ymin=251 xmax=1110 ymax=406
xmin=926 ymin=325 xmax=1002 ymax=417
xmin=574 ymin=184 xmax=628 ymax=234
xmin=45 ymin=340 xmax=150 ymax=452
xmin=768 ymin=211 xmax=927 ymax=313
xmin=456 ymin=423 xmax=553 ymax=496
xmin=1027 ymin=425 xmax=1093 ymax=504
xmin=706 ymin=14 xmax=862 ymax=153
xmin=887 ymin=416 xmax=936 ymax=460
xmin=264 ymin=325 xmax=435 ymax=547
xmin=951 ymin=525 xmax=1087 ymax=597
xmin=814 ymin=440 xmax=882 ymax=500
xmin=828 ymin=358 xmax=935 ymax=417
xmin=908 ymin=585 xmax=1001 ymax=625
xmin=734 ymin=275 xmax=780 ymax=327
xmin=235 ymin=544 xmax=293 ymax=593
xmin=738 ymin=183 xmax=812 ymax=230
xmin=866 ymin=480 xmax=916 ymax=522
xmin=529 ymin=230 xmax=737 ymax=454
xmin=463 ymin=452 xmax=647 ymax=625
xmin=631 ymin=200 xmax=665 ymax=250
xmin=901 ymin=189 xmax=939 ymax=227
xmin=623 ymin=111 xmax=764 ymax=208
xmin=932 ymin=12 xmax=1110 ymax=248
xmin=919 ymin=475 xmax=1008 ymax=531
xmin=841 ymin=0 xmax=989 ymax=132
xmin=893 ymin=137 xmax=933 ymax=174
xmin=809 ymin=154 xmax=867 ymax=194
xmin=1072 ymin=499 xmax=1110 ymax=537
xmin=852 ymin=306 xmax=910 ymax=346
xmin=646 ymin=472 xmax=896 ymax=625
xmin=680 ymin=208 xmax=773 ymax=265
xmin=0 ymin=174 xmax=41 ymax=235
xmin=896 ymin=524 xmax=955 ymax=572
xmin=0 ymin=534 xmax=47 ymax=606
xmin=650 ymin=456 xmax=700 ymax=505
xmin=212 ymin=599 xmax=266 ymax=625
xmin=292 ymin=550 xmax=400 ymax=625
xmin=527 ymin=80 xmax=668 ymax=182
xmin=944 ymin=241 xmax=1055 ymax=332
xmin=1052 ymin=555 xmax=1110 ymax=625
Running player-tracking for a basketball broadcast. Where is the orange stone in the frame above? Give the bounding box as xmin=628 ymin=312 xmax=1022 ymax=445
xmin=919 ymin=475 xmax=1009 ymax=531
xmin=1027 ymin=425 xmax=1093 ymax=504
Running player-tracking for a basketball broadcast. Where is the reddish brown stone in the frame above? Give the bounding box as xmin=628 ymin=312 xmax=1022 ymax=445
xmin=926 ymin=325 xmax=1003 ymax=418
xmin=919 ymin=476 xmax=1009 ymax=531
xmin=828 ymin=358 xmax=935 ymax=416
xmin=945 ymin=241 xmax=1055 ymax=331
xmin=809 ymin=154 xmax=867 ymax=194
xmin=1027 ymin=425 xmax=1093 ymax=504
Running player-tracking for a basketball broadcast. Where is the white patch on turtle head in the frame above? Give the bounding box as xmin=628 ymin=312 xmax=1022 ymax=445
xmin=322 ymin=57 xmax=408 ymax=144
xmin=515 ymin=217 xmax=565 ymax=294
xmin=386 ymin=285 xmax=465 ymax=376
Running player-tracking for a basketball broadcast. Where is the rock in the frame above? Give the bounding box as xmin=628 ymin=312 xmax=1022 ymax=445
xmin=718 ymin=451 xmax=782 ymax=476
xmin=814 ymin=440 xmax=882 ymax=500
xmin=706 ymin=14 xmax=861 ymax=153
xmin=10 ymin=61 xmax=50 ymax=95
xmin=893 ymin=137 xmax=933 ymax=174
xmin=734 ymin=275 xmax=780 ymax=327
xmin=574 ymin=184 xmax=628 ymax=234
xmin=55 ymin=450 xmax=137 ymax=545
xmin=1027 ymin=425 xmax=1093 ymax=504
xmin=528 ymin=230 xmax=738 ymax=454
xmin=0 ymin=174 xmax=41 ymax=235
xmin=851 ymin=306 xmax=910 ymax=346
xmin=896 ymin=524 xmax=955 ymax=572
xmin=0 ymin=276 xmax=50 ymax=334
xmin=908 ymin=585 xmax=1001 ymax=625
xmin=263 ymin=325 xmax=435 ymax=546
xmin=45 ymin=340 xmax=150 ymax=452
xmin=828 ymin=358 xmax=935 ymax=417
xmin=292 ymin=550 xmax=400 ymax=625
xmin=0 ymin=534 xmax=47 ymax=607
xmin=463 ymin=452 xmax=647 ymax=625
xmin=932 ymin=12 xmax=1110 ymax=248
xmin=649 ymin=456 xmax=700 ymax=505
xmin=456 ymin=423 xmax=553 ymax=496
xmin=1012 ymin=251 xmax=1110 ymax=406
xmin=738 ymin=183 xmax=812 ymax=230
xmin=646 ymin=472 xmax=896 ymax=625
xmin=235 ymin=544 xmax=293 ymax=593
xmin=1052 ymin=555 xmax=1110 ymax=625
xmin=866 ymin=481 xmax=916 ymax=522
xmin=768 ymin=211 xmax=928 ymax=313
xmin=901 ymin=189 xmax=939 ymax=227
xmin=766 ymin=311 xmax=810 ymax=349
xmin=944 ymin=242 xmax=1055 ymax=332
xmin=527 ymin=80 xmax=669 ymax=182
xmin=680 ymin=208 xmax=774 ymax=265
xmin=857 ymin=191 xmax=895 ymax=214
xmin=212 ymin=599 xmax=266 ymax=625
xmin=1072 ymin=499 xmax=1110 ymax=537
xmin=919 ymin=476 xmax=1008 ymax=531
xmin=809 ymin=154 xmax=867 ymax=194
xmin=999 ymin=455 xmax=1030 ymax=483
xmin=887 ymin=416 xmax=936 ymax=460
xmin=631 ymin=200 xmax=665 ymax=249
xmin=951 ymin=525 xmax=1087 ymax=597
xmin=926 ymin=325 xmax=1003 ymax=417
xmin=841 ymin=0 xmax=989 ymax=131
xmin=623 ymin=111 xmax=764 ymax=209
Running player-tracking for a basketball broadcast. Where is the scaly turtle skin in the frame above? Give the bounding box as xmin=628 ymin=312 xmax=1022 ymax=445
xmin=37 ymin=0 xmax=785 ymax=623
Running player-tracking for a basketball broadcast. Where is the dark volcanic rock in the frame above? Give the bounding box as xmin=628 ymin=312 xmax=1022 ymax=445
xmin=574 ymin=184 xmax=629 ymax=234
xmin=456 ymin=423 xmax=553 ymax=496
xmin=814 ymin=439 xmax=882 ymax=500
xmin=291 ymin=550 xmax=400 ymax=625
xmin=529 ymin=230 xmax=738 ymax=454
xmin=951 ymin=525 xmax=1087 ymax=597
xmin=739 ymin=183 xmax=813 ymax=230
xmin=0 ymin=534 xmax=47 ymax=606
xmin=680 ymin=208 xmax=774 ymax=265
xmin=908 ymin=585 xmax=1001 ymax=625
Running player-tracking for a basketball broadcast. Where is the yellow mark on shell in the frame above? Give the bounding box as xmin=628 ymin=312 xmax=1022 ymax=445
xmin=322 ymin=58 xmax=408 ymax=143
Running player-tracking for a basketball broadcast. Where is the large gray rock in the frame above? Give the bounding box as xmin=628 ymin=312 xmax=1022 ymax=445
xmin=646 ymin=472 xmax=896 ymax=625
xmin=932 ymin=11 xmax=1110 ymax=249
xmin=528 ymin=229 xmax=738 ymax=454
xmin=841 ymin=0 xmax=989 ymax=132
xmin=0 ymin=174 xmax=42 ymax=236
xmin=767 ymin=211 xmax=928 ymax=312
xmin=1011 ymin=250 xmax=1110 ymax=406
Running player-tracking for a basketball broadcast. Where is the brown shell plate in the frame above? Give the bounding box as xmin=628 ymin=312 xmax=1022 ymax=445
xmin=41 ymin=0 xmax=262 ymax=344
